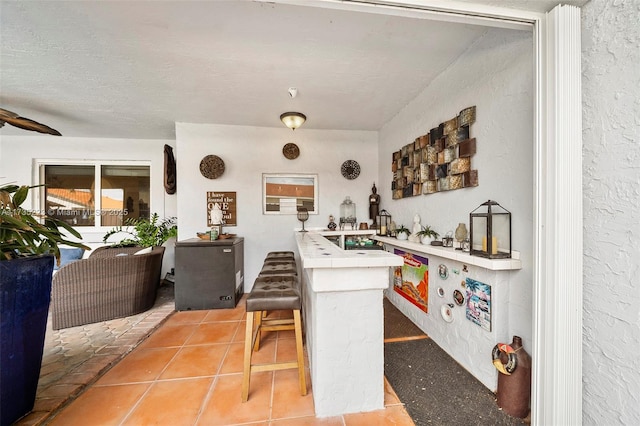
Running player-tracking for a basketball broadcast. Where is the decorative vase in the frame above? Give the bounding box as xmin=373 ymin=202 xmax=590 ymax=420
xmin=455 ymin=223 xmax=468 ymax=249
xmin=420 ymin=236 xmax=433 ymax=245
xmin=397 ymin=233 xmax=408 ymax=241
xmin=455 ymin=223 xmax=468 ymax=242
xmin=496 ymin=336 xmax=532 ymax=419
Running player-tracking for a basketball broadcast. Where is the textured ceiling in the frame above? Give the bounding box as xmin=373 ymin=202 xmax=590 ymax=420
xmin=0 ymin=0 xmax=583 ymax=140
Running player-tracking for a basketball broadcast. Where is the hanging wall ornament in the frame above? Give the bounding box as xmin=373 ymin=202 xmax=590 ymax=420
xmin=282 ymin=143 xmax=300 ymax=160
xmin=199 ymin=155 xmax=225 ymax=179
xmin=163 ymin=144 xmax=176 ymax=194
xmin=341 ymin=160 xmax=361 ymax=180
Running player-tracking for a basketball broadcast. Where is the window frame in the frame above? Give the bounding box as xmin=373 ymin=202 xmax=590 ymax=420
xmin=35 ymin=159 xmax=152 ymax=231
xmin=262 ymin=173 xmax=319 ymax=215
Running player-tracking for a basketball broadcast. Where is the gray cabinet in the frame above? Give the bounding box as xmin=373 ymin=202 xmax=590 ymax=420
xmin=175 ymin=237 xmax=244 ymax=310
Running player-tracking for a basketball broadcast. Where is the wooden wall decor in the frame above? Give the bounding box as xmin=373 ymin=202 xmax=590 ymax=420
xmin=391 ymin=106 xmax=478 ymax=199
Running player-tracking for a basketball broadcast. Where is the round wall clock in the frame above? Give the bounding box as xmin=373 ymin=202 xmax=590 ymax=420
xmin=341 ymin=160 xmax=361 ymax=180
xmin=199 ymin=155 xmax=225 ymax=179
xmin=283 ymin=143 xmax=300 ymax=160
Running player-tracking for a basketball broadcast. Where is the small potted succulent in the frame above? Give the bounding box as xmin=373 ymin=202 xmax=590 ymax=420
xmin=1 ymin=183 xmax=88 ymax=425
xmin=417 ymin=225 xmax=440 ymax=245
xmin=396 ymin=225 xmax=411 ymax=240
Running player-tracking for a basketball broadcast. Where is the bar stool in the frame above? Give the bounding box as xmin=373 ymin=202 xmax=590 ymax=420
xmin=265 ymin=251 xmax=295 ymax=260
xmin=242 ymin=275 xmax=306 ymax=402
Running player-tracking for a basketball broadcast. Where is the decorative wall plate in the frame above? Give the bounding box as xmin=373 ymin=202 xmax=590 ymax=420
xmin=437 ymin=287 xmax=445 ymax=298
xmin=341 ymin=160 xmax=361 ymax=180
xmin=200 ymin=155 xmax=225 ymax=179
xmin=441 ymin=304 xmax=454 ymax=323
xmin=438 ymin=264 xmax=449 ymax=280
xmin=453 ymin=289 xmax=465 ymax=306
xmin=283 ymin=143 xmax=300 ymax=160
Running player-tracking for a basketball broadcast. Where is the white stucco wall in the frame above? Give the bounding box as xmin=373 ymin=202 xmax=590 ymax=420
xmin=582 ymin=0 xmax=640 ymax=424
xmin=0 ymin=136 xmax=177 ymax=247
xmin=378 ymin=27 xmax=534 ymax=390
xmin=175 ymin=123 xmax=378 ymax=291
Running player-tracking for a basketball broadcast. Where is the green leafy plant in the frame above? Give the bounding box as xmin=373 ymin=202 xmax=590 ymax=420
xmin=396 ymin=225 xmax=411 ymax=236
xmin=416 ymin=225 xmax=440 ymax=240
xmin=103 ymin=213 xmax=177 ymax=248
xmin=0 ymin=184 xmax=89 ymax=262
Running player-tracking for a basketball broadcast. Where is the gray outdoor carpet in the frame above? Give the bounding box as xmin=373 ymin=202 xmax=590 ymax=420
xmin=384 ymin=338 xmax=528 ymax=426
xmin=384 ymin=297 xmax=427 ymax=342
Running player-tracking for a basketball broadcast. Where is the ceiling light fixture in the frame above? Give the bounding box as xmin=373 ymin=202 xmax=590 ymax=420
xmin=280 ymin=112 xmax=306 ymax=130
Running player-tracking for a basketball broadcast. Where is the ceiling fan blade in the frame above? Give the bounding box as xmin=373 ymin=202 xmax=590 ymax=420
xmin=0 ymin=108 xmax=62 ymax=136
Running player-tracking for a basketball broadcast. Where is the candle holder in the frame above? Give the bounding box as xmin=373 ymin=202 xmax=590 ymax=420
xmin=297 ymin=207 xmax=309 ymax=232
xmin=376 ymin=209 xmax=392 ymax=236
xmin=469 ymin=200 xmax=511 ymax=259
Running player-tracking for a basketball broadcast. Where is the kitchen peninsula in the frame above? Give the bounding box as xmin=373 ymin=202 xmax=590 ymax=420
xmin=294 ymin=231 xmax=403 ymax=417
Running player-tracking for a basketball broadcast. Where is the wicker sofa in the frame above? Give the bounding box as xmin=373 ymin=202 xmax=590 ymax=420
xmin=51 ymin=245 xmax=165 ymax=330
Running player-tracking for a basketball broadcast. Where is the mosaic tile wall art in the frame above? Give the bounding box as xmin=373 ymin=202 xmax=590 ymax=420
xmin=391 ymin=106 xmax=478 ymax=199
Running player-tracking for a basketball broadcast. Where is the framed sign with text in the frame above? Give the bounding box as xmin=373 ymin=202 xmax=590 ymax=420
xmin=206 ymin=191 xmax=237 ymax=226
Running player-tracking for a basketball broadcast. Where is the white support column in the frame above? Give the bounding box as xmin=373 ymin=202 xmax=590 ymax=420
xmin=533 ymin=5 xmax=583 ymax=426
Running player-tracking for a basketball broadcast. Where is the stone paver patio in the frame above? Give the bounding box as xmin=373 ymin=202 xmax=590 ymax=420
xmin=16 ymin=284 xmax=176 ymax=426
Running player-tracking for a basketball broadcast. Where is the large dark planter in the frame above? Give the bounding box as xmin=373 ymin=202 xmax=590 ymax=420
xmin=0 ymin=255 xmax=53 ymax=426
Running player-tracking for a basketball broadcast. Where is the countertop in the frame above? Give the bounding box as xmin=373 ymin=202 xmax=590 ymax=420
xmin=373 ymin=236 xmax=522 ymax=271
xmin=176 ymin=236 xmax=243 ymax=246
xmin=295 ymin=231 xmax=402 ymax=269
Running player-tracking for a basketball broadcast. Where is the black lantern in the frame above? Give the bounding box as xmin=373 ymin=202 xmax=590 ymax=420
xmin=469 ymin=200 xmax=511 ymax=259
xmin=376 ymin=209 xmax=392 ymax=236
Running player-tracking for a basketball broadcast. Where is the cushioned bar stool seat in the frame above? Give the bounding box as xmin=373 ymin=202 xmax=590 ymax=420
xmin=242 ymin=275 xmax=306 ymax=402
xmin=265 ymin=251 xmax=295 ymax=260
xmin=258 ymin=262 xmax=297 ymax=276
xmin=263 ymin=257 xmax=296 ymax=264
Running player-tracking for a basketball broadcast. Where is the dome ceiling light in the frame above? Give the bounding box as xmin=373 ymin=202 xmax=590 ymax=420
xmin=280 ymin=112 xmax=306 ymax=130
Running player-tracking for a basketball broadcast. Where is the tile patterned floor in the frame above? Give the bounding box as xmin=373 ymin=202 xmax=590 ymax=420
xmin=24 ymin=289 xmax=414 ymax=425
xmin=16 ymin=285 xmax=176 ymax=426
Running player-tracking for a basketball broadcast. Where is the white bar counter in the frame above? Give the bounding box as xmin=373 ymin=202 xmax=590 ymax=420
xmin=294 ymin=231 xmax=403 ymax=417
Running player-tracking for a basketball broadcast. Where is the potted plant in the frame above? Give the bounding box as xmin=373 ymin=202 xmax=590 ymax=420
xmin=417 ymin=225 xmax=440 ymax=245
xmin=396 ymin=225 xmax=411 ymax=241
xmin=102 ymin=213 xmax=177 ymax=248
xmin=103 ymin=213 xmax=178 ymax=279
xmin=1 ymin=184 xmax=88 ymax=426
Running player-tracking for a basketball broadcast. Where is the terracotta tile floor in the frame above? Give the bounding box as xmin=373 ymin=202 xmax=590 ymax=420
xmin=44 ymin=295 xmax=415 ymax=425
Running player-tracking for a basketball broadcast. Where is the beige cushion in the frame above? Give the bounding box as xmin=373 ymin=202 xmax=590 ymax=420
xmin=134 ymin=247 xmax=153 ymax=255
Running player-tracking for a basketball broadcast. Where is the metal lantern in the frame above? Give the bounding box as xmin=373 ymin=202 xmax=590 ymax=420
xmin=376 ymin=209 xmax=392 ymax=236
xmin=469 ymin=200 xmax=511 ymax=259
